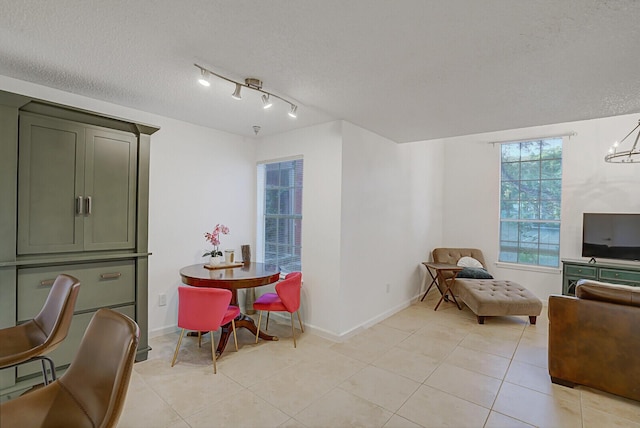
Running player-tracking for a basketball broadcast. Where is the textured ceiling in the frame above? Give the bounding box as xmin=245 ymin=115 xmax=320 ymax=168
xmin=1 ymin=0 xmax=639 ymax=142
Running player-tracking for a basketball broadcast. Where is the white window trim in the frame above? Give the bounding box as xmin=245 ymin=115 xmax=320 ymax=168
xmin=496 ymin=136 xmax=568 ymax=268
xmin=256 ymin=156 xmax=303 ymax=273
xmin=494 ymin=261 xmax=562 ymax=274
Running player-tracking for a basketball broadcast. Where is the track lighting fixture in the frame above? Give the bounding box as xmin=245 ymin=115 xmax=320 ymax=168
xmin=194 ymin=64 xmax=297 ymax=119
xmin=231 ymin=83 xmax=242 ymax=100
xmin=288 ymin=104 xmax=298 ymax=118
xmin=198 ymin=69 xmax=211 ymax=87
xmin=261 ymin=94 xmax=273 ymax=109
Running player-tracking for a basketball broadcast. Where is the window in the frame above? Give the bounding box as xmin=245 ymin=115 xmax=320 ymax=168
xmin=499 ymin=138 xmax=563 ymax=267
xmin=257 ymin=158 xmax=303 ymax=274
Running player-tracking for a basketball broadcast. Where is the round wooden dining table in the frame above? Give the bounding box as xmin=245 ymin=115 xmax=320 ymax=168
xmin=179 ymin=262 xmax=281 ymax=355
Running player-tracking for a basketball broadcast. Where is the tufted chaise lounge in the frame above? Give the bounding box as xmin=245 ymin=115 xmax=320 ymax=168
xmin=431 ymin=248 xmax=543 ymax=324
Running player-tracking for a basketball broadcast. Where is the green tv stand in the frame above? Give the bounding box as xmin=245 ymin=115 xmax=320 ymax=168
xmin=562 ymin=259 xmax=640 ymax=296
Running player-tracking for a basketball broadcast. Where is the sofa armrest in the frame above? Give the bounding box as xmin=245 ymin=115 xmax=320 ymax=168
xmin=548 ymin=295 xmax=580 ymax=382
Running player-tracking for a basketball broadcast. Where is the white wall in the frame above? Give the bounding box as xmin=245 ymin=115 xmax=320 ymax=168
xmin=256 ymin=121 xmax=344 ymax=336
xmin=0 ymin=76 xmax=257 ymax=336
xmin=340 ymin=122 xmax=444 ymax=333
xmin=435 ymin=113 xmax=640 ymax=300
xmin=146 ymin=119 xmax=255 ymax=335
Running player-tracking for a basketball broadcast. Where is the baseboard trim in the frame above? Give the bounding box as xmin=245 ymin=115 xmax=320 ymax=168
xmin=149 ymin=293 xmax=424 ymax=342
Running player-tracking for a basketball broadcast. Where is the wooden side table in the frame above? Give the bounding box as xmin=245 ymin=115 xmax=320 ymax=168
xmin=421 ymin=262 xmax=464 ymax=311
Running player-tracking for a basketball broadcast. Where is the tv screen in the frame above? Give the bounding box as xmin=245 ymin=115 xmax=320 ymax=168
xmin=582 ymin=213 xmax=640 ymax=261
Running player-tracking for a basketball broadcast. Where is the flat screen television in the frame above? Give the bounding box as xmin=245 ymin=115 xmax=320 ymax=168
xmin=582 ymin=213 xmax=640 ymax=262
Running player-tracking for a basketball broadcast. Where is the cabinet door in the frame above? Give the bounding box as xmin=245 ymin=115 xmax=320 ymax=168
xmin=84 ymin=128 xmax=137 ymax=250
xmin=17 ymin=114 xmax=85 ymax=254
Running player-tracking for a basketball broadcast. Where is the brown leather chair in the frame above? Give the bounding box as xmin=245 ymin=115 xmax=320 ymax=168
xmin=0 ymin=273 xmax=80 ymax=385
xmin=548 ymin=280 xmax=640 ymax=401
xmin=0 ymin=308 xmax=140 ymax=428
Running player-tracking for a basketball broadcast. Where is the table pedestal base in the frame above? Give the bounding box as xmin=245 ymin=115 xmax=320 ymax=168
xmin=218 ymin=314 xmax=278 ymax=356
xmin=188 ymin=313 xmax=278 ymax=357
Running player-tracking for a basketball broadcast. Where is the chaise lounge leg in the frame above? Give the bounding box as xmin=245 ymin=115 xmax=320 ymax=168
xmin=476 ymin=316 xmax=485 ymax=324
xmin=529 ymin=316 xmax=537 ymax=325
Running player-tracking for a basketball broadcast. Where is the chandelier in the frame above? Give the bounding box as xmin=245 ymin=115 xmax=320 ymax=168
xmin=195 ymin=64 xmax=297 ymax=118
xmin=605 ymin=119 xmax=640 ymax=163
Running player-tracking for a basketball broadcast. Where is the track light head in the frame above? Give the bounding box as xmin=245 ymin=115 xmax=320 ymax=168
xmin=198 ymin=69 xmax=211 ymax=87
xmin=231 ymin=83 xmax=242 ymax=100
xmin=288 ymin=104 xmax=298 ymax=118
xmin=261 ymin=94 xmax=273 ymax=109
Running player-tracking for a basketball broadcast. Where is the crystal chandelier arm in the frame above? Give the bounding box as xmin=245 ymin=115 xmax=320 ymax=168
xmin=619 ymin=121 xmax=640 ymax=146
xmin=629 ymin=126 xmax=640 ymax=153
xmin=605 ymin=120 xmax=640 ymax=163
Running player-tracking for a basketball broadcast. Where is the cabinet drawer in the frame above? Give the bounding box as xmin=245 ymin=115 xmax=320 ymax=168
xmin=599 ymin=268 xmax=640 ymax=284
xmin=564 ymin=265 xmax=597 ymax=279
xmin=17 ymin=260 xmax=135 ymax=321
xmin=17 ymin=305 xmax=135 ymax=380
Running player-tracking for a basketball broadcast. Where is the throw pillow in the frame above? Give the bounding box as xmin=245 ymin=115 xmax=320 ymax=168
xmin=457 ymin=267 xmax=494 ymax=279
xmin=457 ymin=256 xmax=484 ymax=268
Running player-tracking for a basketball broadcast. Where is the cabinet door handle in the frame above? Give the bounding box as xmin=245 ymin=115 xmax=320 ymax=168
xmin=40 ymin=279 xmax=56 ymax=286
xmin=100 ymin=272 xmax=122 ymax=280
xmin=76 ymin=196 xmax=84 ymax=215
xmin=85 ymin=196 xmax=92 ymax=215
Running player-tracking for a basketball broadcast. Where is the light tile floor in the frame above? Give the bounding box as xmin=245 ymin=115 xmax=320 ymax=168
xmin=119 ymin=293 xmax=640 ymax=428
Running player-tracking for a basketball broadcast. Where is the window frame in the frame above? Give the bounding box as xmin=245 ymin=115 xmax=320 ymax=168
xmin=256 ymin=157 xmax=303 ymax=275
xmin=498 ymin=138 xmax=563 ymax=268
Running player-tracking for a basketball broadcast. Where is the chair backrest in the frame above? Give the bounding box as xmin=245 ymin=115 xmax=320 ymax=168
xmin=0 ymin=309 xmax=139 ymax=428
xmin=60 ymin=308 xmax=140 ymax=428
xmin=432 ymin=248 xmax=487 ymax=269
xmin=276 ymin=272 xmax=302 ymax=313
xmin=33 ymin=273 xmax=81 ymax=352
xmin=177 ymin=286 xmax=232 ymax=331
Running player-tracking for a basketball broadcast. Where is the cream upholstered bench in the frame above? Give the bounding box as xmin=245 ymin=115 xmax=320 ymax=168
xmin=431 ymin=248 xmax=542 ymax=324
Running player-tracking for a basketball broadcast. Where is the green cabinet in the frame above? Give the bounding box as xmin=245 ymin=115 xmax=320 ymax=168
xmin=562 ymin=259 xmax=640 ymax=295
xmin=17 ymin=113 xmax=137 ymax=254
xmin=0 ymin=90 xmax=158 ymax=400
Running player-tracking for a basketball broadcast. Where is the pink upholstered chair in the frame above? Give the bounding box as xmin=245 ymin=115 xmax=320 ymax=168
xmin=253 ymin=272 xmax=304 ymax=347
xmin=171 ymin=286 xmax=239 ymax=373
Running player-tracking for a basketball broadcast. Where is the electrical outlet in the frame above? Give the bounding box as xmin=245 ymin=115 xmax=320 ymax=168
xmin=158 ymin=293 xmax=167 ymax=306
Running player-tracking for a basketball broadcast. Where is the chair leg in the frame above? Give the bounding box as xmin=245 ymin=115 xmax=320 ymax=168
xmin=290 ymin=313 xmax=297 ymax=348
xmin=255 ymin=311 xmax=262 ymax=344
xmin=198 ymin=331 xmax=202 ymax=348
xmin=40 ymin=359 xmax=49 ymax=385
xmin=39 ymin=357 xmax=56 ymax=386
xmin=211 ymin=334 xmax=217 ymax=374
xmin=171 ymin=329 xmax=186 ymax=367
xmin=296 ymin=310 xmax=304 ymax=333
xmin=231 ymin=319 xmax=238 ymax=351
xmin=266 ymin=312 xmax=271 ymax=330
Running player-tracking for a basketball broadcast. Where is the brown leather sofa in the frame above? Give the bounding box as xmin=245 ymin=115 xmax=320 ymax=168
xmin=548 ymin=279 xmax=640 ymax=401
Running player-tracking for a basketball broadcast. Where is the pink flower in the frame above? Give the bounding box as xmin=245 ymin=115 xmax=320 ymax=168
xmin=203 ymin=224 xmax=230 ymax=257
